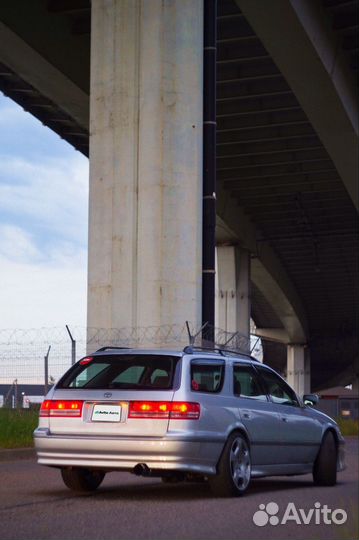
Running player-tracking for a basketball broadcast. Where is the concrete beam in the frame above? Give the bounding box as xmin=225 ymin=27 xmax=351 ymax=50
xmin=254 ymin=328 xmax=290 ymax=344
xmin=215 ymin=215 xmax=238 ymax=245
xmin=0 ymin=21 xmax=89 ymax=129
xmin=237 ymin=0 xmax=358 ymax=210
xmin=217 ymin=183 xmax=308 ymax=343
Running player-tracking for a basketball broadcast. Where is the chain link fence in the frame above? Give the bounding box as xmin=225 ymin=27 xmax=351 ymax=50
xmin=0 ymin=324 xmax=263 ymax=389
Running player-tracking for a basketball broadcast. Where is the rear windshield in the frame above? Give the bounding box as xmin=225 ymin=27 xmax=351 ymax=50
xmin=57 ymin=355 xmax=179 ymax=390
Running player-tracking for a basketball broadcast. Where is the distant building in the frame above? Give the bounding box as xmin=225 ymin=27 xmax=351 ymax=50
xmin=0 ymin=384 xmax=47 ymax=408
xmin=317 ymin=386 xmax=359 ymax=420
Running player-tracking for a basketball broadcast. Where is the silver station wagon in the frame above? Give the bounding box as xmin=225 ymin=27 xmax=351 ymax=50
xmin=34 ymin=346 xmax=345 ymax=497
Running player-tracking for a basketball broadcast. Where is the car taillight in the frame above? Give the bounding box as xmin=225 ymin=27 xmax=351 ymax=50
xmin=170 ymin=402 xmax=200 ymax=419
xmin=40 ymin=400 xmax=83 ymax=417
xmin=128 ymin=401 xmax=200 ymax=420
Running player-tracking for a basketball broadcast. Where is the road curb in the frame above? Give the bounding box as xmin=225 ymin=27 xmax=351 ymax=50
xmin=0 ymin=447 xmax=36 ymax=462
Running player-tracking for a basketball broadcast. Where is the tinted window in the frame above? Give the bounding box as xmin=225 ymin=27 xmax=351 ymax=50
xmin=191 ymin=361 xmax=224 ymax=393
xmin=58 ymin=355 xmax=178 ymax=390
xmin=233 ymin=365 xmax=267 ymax=401
xmin=256 ymin=366 xmax=299 ymax=407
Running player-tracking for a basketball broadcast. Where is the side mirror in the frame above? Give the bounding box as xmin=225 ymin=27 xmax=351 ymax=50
xmin=303 ymin=394 xmax=319 ymax=406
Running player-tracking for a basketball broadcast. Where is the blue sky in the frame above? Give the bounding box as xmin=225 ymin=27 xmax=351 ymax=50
xmin=0 ymin=92 xmax=89 ymax=328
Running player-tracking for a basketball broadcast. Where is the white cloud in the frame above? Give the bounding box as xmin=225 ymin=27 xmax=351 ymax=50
xmin=0 ymin=200 xmax=88 ymax=328
xmin=0 ymin=225 xmax=41 ymax=263
xmin=0 ymin=249 xmax=87 ymax=328
xmin=0 ymin=99 xmax=32 ymax=126
xmin=0 ymin=93 xmax=89 ymax=329
xmin=0 ymin=154 xmax=89 ymax=247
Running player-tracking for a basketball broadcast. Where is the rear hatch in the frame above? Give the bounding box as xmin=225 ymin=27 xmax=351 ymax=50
xmin=46 ymin=353 xmax=180 ymax=438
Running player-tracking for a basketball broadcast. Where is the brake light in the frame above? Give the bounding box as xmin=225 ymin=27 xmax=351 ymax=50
xmin=170 ymin=402 xmax=200 ymax=419
xmin=79 ymin=356 xmax=93 ymax=366
xmin=40 ymin=400 xmax=83 ymax=417
xmin=128 ymin=401 xmax=200 ymax=420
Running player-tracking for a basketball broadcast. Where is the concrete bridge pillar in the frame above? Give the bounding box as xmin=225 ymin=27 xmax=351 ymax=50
xmin=287 ymin=344 xmax=311 ymax=396
xmin=87 ymin=0 xmax=203 ymax=334
xmin=215 ymin=246 xmax=250 ymax=350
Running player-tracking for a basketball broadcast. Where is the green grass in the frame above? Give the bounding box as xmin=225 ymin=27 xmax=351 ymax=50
xmin=0 ymin=408 xmax=39 ymax=449
xmin=336 ymin=418 xmax=359 ymax=437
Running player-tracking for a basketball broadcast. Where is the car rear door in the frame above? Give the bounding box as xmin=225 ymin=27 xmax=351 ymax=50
xmin=233 ymin=363 xmax=283 ymax=465
xmin=48 ymin=353 xmax=180 ymax=438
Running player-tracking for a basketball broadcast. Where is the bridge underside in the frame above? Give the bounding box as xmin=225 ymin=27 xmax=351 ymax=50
xmin=0 ymin=0 xmax=357 ymax=390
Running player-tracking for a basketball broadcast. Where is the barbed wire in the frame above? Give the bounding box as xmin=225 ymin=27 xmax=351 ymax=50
xmin=0 ymin=324 xmax=263 ymax=386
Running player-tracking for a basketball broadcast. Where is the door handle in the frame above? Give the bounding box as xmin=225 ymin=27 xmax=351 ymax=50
xmin=281 ymin=416 xmax=288 ymax=422
xmin=243 ymin=412 xmax=251 ymax=419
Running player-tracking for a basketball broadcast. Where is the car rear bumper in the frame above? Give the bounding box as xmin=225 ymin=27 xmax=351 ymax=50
xmin=33 ymin=428 xmax=222 ymax=475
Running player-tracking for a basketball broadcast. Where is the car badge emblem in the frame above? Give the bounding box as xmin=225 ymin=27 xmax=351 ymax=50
xmin=104 ymin=392 xmax=112 ymax=398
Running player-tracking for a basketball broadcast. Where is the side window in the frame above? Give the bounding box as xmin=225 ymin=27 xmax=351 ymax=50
xmin=256 ymin=367 xmax=299 ymax=407
xmin=233 ymin=365 xmax=267 ymax=401
xmin=191 ymin=361 xmax=224 ymax=393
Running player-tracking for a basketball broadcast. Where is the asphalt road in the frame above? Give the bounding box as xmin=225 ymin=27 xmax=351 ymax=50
xmin=0 ymin=438 xmax=357 ymax=540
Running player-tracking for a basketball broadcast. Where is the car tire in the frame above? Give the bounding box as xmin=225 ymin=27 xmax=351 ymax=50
xmin=209 ymin=432 xmax=251 ymax=497
xmin=313 ymin=431 xmax=337 ymax=486
xmin=61 ymin=468 xmax=105 ymax=492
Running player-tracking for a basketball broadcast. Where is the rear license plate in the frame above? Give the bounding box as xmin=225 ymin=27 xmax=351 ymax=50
xmin=91 ymin=404 xmax=121 ymax=422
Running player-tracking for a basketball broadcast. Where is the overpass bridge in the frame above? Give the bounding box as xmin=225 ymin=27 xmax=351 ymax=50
xmin=0 ymin=0 xmax=357 ymax=392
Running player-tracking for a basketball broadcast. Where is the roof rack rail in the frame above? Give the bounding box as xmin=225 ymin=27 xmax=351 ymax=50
xmin=183 ymin=345 xmax=225 ymax=355
xmin=183 ymin=345 xmax=257 ymax=360
xmin=95 ymin=346 xmax=131 ymax=352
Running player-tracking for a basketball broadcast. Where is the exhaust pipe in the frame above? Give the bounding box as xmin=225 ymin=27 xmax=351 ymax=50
xmin=133 ymin=463 xmax=151 ymax=477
